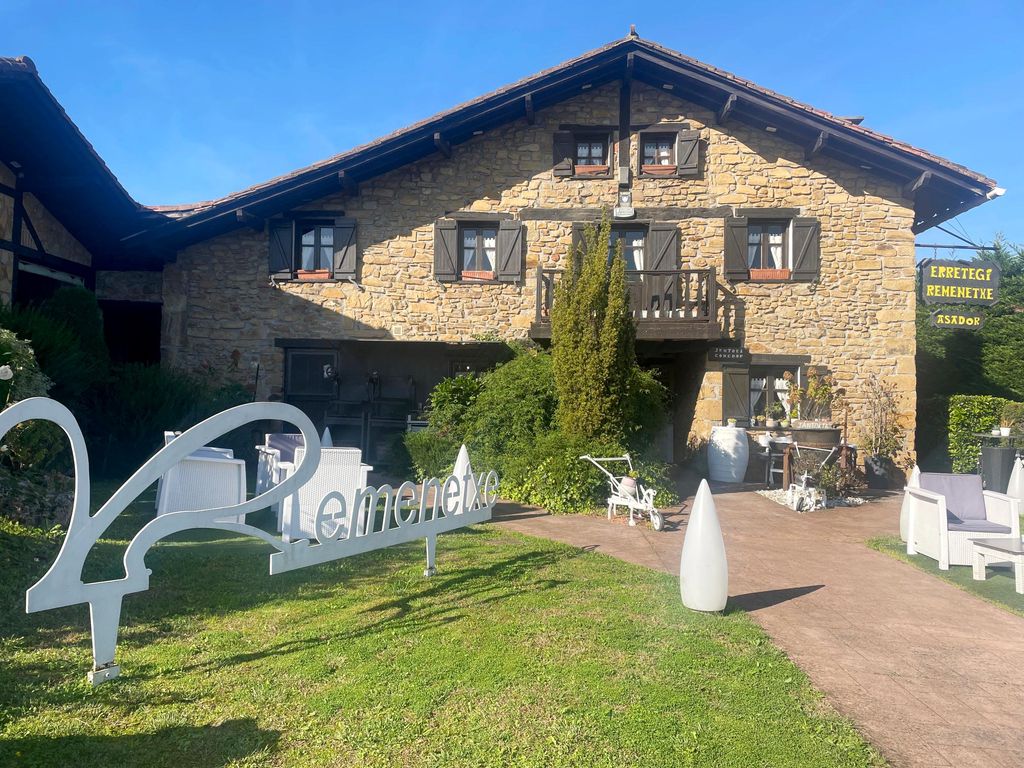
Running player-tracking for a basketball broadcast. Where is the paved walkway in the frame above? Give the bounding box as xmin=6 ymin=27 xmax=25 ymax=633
xmin=493 ymin=487 xmax=1024 ymax=768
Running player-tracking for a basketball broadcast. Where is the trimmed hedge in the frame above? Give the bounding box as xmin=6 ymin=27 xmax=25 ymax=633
xmin=948 ymin=395 xmax=1013 ymax=473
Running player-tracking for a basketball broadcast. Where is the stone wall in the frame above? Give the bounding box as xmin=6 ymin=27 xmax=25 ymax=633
xmin=96 ymin=270 xmax=163 ymax=303
xmin=163 ymin=81 xmax=917 ymax=452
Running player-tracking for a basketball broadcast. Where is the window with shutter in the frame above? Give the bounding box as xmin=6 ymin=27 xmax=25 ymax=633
xmin=332 ymin=217 xmax=358 ymax=279
xmin=675 ymin=129 xmax=701 ymax=178
xmin=496 ymin=220 xmax=524 ymax=282
xmin=723 ymin=217 xmax=750 ymax=281
xmin=791 ymin=218 xmax=821 ymax=282
xmin=433 ymin=219 xmax=458 ymax=282
xmin=554 ymin=129 xmax=613 ymax=179
xmin=724 ymin=215 xmax=820 ymax=282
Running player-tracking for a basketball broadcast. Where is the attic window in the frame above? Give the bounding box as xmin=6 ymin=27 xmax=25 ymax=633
xmin=642 ymin=134 xmax=675 ymax=167
xmin=575 ymin=135 xmax=609 ymax=167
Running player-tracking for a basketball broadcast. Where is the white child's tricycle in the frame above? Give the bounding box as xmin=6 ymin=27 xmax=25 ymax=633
xmin=580 ymin=453 xmax=665 ymax=531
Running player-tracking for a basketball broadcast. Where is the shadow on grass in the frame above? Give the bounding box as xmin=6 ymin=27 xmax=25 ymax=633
xmin=177 ymin=543 xmax=574 ymax=676
xmin=0 ymin=718 xmax=279 ymax=768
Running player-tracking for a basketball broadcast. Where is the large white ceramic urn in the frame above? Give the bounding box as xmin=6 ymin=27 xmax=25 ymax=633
xmin=707 ymin=425 xmax=749 ymax=483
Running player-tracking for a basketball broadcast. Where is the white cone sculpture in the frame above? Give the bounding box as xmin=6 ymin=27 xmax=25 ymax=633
xmin=679 ymin=479 xmax=728 ymax=612
xmin=321 ymin=426 xmax=333 ymax=448
xmin=451 ymin=444 xmax=478 ymax=514
xmin=1007 ymin=457 xmax=1024 ymax=502
xmin=899 ymin=464 xmax=921 ymax=543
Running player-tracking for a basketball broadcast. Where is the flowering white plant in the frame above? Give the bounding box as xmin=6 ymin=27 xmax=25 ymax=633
xmin=0 ymin=364 xmax=13 ymax=381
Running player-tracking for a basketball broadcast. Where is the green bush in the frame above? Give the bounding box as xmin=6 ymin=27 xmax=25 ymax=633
xmin=0 ymin=328 xmax=63 ymax=471
xmin=948 ymin=394 xmax=1014 ymax=473
xmin=425 ymin=373 xmax=482 ymax=434
xmin=88 ymin=363 xmax=249 ymax=478
xmin=404 ymin=428 xmax=461 ymax=480
xmin=461 ymin=348 xmax=558 ymax=472
xmin=501 ymin=431 xmax=677 ymax=515
xmin=41 ymin=286 xmax=110 ymax=377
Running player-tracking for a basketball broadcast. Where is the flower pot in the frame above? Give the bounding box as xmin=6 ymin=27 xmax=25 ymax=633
xmin=708 ymin=426 xmax=749 ymax=483
xmin=765 ymin=418 xmax=778 ymax=429
xmin=641 ymin=164 xmax=676 ymax=177
xmin=749 ymin=268 xmax=791 ymax=281
xmin=991 ymin=428 xmax=1002 ymax=436
xmin=1000 ymin=427 xmax=1012 ymax=437
xmin=619 ymin=476 xmax=638 ymax=498
xmin=461 ymin=270 xmax=495 ymax=281
xmin=574 ymin=164 xmax=609 ymax=177
xmin=296 ymin=269 xmax=331 ymax=281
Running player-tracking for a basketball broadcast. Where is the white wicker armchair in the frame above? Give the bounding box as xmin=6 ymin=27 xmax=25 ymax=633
xmin=156 ymin=454 xmax=247 ymax=524
xmin=905 ymin=470 xmax=1021 ymax=570
xmin=254 ymin=433 xmax=305 ymax=496
xmin=279 ymin=446 xmax=372 ymax=542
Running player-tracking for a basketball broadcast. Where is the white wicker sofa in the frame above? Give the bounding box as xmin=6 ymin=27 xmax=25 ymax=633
xmin=905 ymin=471 xmax=1021 ymax=570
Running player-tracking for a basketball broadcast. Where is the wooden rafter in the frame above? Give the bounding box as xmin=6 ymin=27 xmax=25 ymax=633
xmin=434 ymin=132 xmax=451 ymax=158
xmin=338 ymin=170 xmax=359 ymax=197
xmin=716 ymin=93 xmax=737 ymax=125
xmin=904 ymin=170 xmax=933 ymax=198
xmin=805 ymin=130 xmax=828 ymax=160
xmin=524 ymin=93 xmax=535 ymax=125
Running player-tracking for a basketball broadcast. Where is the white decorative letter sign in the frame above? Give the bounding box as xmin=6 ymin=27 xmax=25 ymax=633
xmin=0 ymin=397 xmax=498 ymax=684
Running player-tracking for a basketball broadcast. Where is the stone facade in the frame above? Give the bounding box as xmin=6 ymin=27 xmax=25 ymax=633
xmin=161 ymin=81 xmax=917 ymax=455
xmin=96 ymin=270 xmax=163 ymax=303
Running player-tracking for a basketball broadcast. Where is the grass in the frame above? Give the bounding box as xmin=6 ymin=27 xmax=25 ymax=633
xmin=868 ymin=535 xmax=1024 ymax=617
xmin=0 ymin=482 xmax=884 ymax=767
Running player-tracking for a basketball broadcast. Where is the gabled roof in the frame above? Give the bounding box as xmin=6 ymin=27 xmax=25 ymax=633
xmin=0 ymin=56 xmax=150 ymax=264
xmin=126 ymin=34 xmax=1000 ymax=252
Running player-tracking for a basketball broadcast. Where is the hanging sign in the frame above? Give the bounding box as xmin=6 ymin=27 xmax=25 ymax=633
xmin=919 ymin=259 xmax=1001 ymax=306
xmin=929 ymin=308 xmax=986 ymax=329
xmin=709 ymin=345 xmax=750 ymax=364
xmin=0 ymin=397 xmax=498 ymax=685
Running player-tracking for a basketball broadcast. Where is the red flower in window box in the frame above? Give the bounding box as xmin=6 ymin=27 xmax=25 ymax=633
xmin=574 ymin=164 xmax=609 ymax=176
xmin=296 ymin=269 xmax=332 ymax=281
xmin=749 ymin=268 xmax=791 ymax=281
xmin=641 ymin=164 xmax=676 ymax=176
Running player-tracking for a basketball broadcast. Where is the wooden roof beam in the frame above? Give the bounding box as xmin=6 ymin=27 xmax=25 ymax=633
xmin=904 ymin=170 xmax=933 ymax=198
xmin=716 ymin=93 xmax=737 ymax=125
xmin=524 ymin=93 xmax=535 ymax=125
xmin=805 ymin=130 xmax=828 ymax=161
xmin=338 ymin=170 xmax=359 ymax=197
xmin=624 ymin=52 xmax=635 ymax=82
xmin=235 ymin=209 xmax=263 ymax=230
xmin=434 ymin=132 xmax=451 ymax=158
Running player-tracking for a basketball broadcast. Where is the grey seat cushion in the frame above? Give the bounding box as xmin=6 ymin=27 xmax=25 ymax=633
xmin=921 ymin=472 xmax=987 ymax=520
xmin=946 ymin=513 xmax=1010 ymax=534
xmin=268 ymin=433 xmax=304 ymax=464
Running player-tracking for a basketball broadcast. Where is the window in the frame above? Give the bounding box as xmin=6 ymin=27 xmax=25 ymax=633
xmin=298 ymin=222 xmax=334 ymax=273
xmin=609 ymin=228 xmax=646 ymax=272
xmin=575 ymin=135 xmax=608 ymax=166
xmin=642 ymin=134 xmax=675 ymax=166
xmin=459 ymin=225 xmax=497 ymax=279
xmin=285 ymin=349 xmax=338 ymax=397
xmin=748 ymin=366 xmax=800 ymax=421
xmin=746 ymin=221 xmax=789 ymax=276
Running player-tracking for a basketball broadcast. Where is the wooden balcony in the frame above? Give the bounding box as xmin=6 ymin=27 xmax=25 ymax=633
xmin=529 ymin=266 xmax=724 ymax=341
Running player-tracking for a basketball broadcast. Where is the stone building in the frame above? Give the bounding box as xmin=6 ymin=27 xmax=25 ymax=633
xmin=3 ymin=36 xmax=1001 ymax=464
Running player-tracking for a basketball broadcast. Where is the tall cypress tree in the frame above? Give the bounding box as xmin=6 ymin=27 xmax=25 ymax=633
xmin=552 ymin=216 xmax=636 ymax=441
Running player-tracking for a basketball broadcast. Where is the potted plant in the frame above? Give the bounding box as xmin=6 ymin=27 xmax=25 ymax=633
xmin=726 ymin=417 xmax=737 ymax=427
xmin=755 ymin=414 xmax=766 ymax=428
xmin=296 ymin=268 xmax=331 ymax=281
xmin=999 ymin=402 xmax=1024 ymax=437
xmin=780 ymin=418 xmax=790 ymax=429
xmin=863 ymin=378 xmax=905 ymax=489
xmin=765 ymin=401 xmax=784 ymax=429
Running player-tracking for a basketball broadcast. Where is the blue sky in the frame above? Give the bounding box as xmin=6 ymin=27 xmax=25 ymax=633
xmin=6 ymin=1 xmax=1023 ymax=248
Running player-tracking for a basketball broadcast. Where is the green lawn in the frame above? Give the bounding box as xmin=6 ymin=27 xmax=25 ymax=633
xmin=869 ymin=535 xmax=1024 ymax=617
xmin=0 ymin=485 xmax=884 ymax=767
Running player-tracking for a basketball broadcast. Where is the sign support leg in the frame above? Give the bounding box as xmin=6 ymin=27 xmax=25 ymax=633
xmin=87 ymin=597 xmax=123 ymax=685
xmin=424 ymin=535 xmax=437 ymax=577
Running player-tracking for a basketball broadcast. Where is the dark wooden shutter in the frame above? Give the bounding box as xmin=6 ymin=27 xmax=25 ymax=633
xmin=791 ymin=217 xmax=821 ymax=282
xmin=332 ymin=217 xmax=358 ymax=279
xmin=552 ymin=131 xmax=574 ymax=177
xmin=496 ymin=220 xmax=524 ymax=282
xmin=646 ymin=223 xmax=680 ymax=313
xmin=571 ymin=222 xmax=587 ymax=261
xmin=722 ymin=367 xmax=750 ymax=425
xmin=724 ymin=216 xmax=749 ymax=281
xmin=434 ymin=219 xmax=458 ymax=282
xmin=676 ymin=130 xmax=701 ymax=177
xmin=268 ymin=220 xmax=294 ymax=279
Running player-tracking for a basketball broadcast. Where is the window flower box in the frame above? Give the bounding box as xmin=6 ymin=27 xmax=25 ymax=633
xmin=296 ymin=269 xmax=332 ymax=281
xmin=749 ymin=268 xmax=791 ymax=281
xmin=461 ymin=270 xmax=495 ymax=281
xmin=641 ymin=164 xmax=676 ymax=177
xmin=574 ymin=164 xmax=609 ymax=177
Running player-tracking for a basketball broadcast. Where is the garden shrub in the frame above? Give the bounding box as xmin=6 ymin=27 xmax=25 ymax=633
xmin=424 ymin=373 xmax=482 ymax=434
xmin=405 ymin=428 xmax=461 ymax=480
xmin=948 ymin=394 xmax=1014 ymax=473
xmin=0 ymin=466 xmax=74 ymax=528
xmin=501 ymin=430 xmax=677 ymax=514
xmin=0 ymin=328 xmax=64 ymax=471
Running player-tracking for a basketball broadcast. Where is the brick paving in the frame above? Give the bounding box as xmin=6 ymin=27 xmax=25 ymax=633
xmin=493 ymin=487 xmax=1024 ymax=768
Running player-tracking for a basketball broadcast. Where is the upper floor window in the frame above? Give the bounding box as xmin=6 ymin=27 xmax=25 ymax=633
xmin=268 ymin=217 xmax=358 ymax=282
xmin=575 ymin=136 xmax=608 ymax=166
xmin=747 ymin=221 xmax=789 ymax=276
xmin=460 ymin=225 xmax=497 ymax=280
xmin=642 ymin=134 xmax=675 ymax=167
xmin=298 ymin=222 xmax=334 ymax=274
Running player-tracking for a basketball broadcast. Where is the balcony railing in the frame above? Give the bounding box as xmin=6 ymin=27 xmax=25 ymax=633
xmin=530 ymin=266 xmax=722 ymax=340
